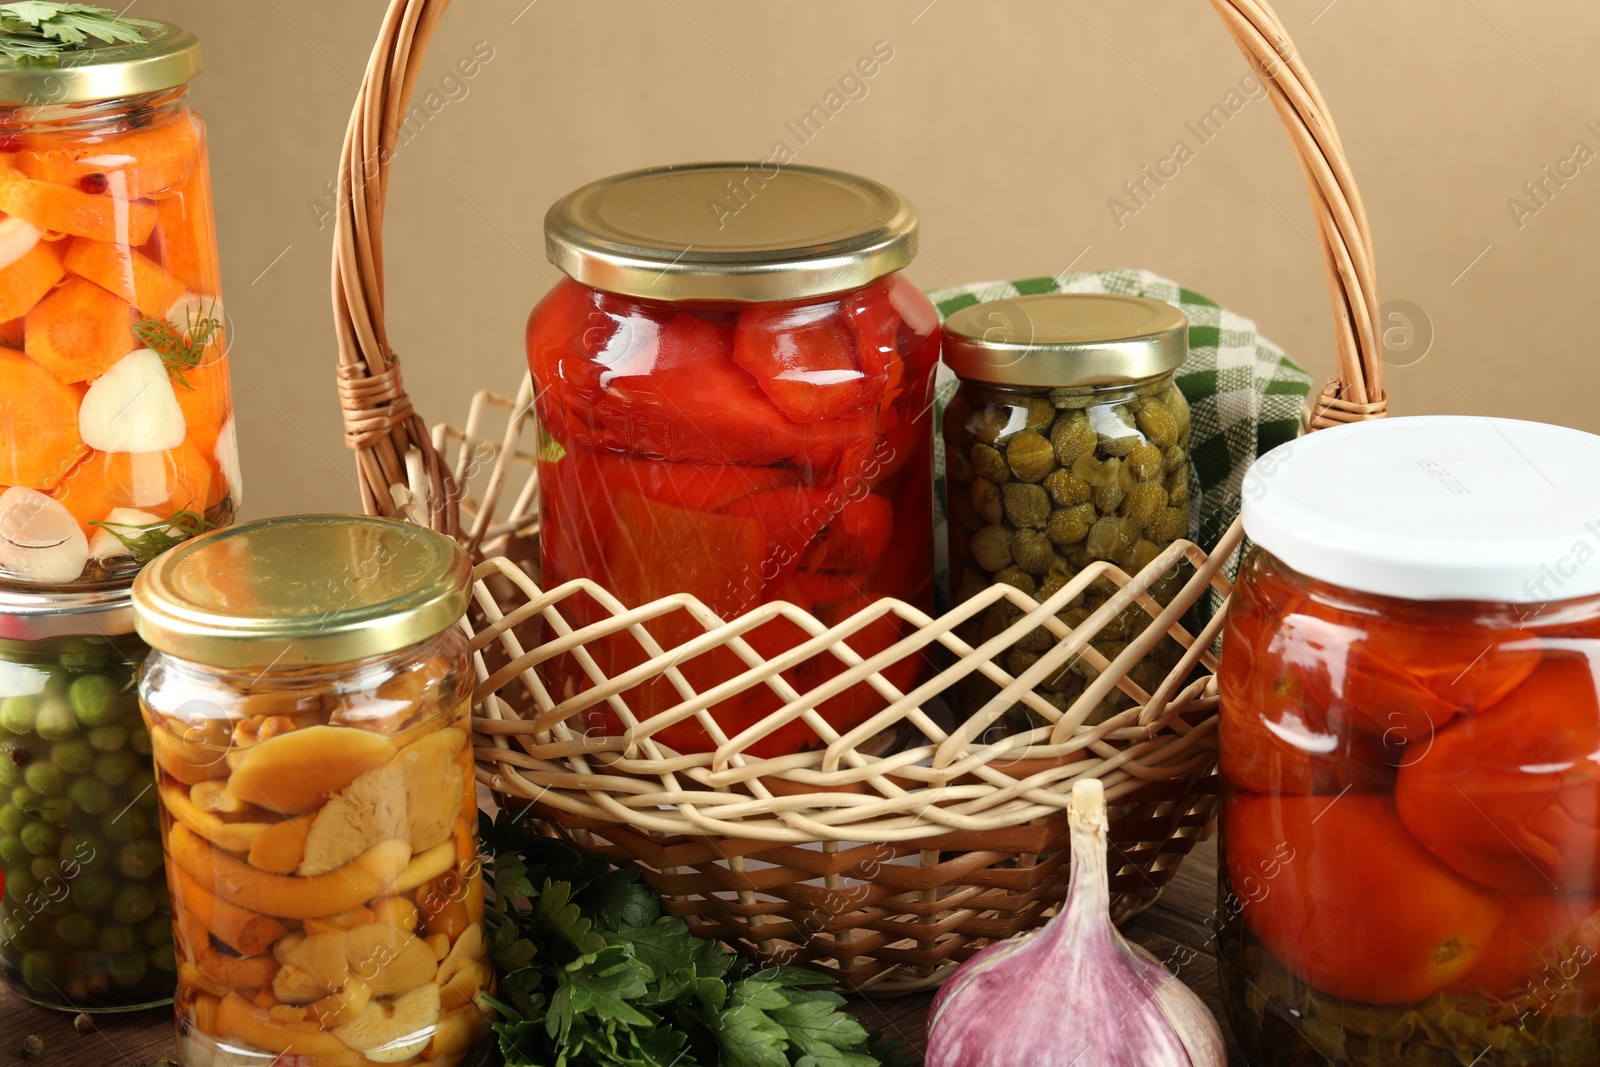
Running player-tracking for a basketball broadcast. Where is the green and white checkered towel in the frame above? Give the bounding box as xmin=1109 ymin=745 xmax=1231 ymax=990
xmin=926 ymin=268 xmax=1314 ymax=613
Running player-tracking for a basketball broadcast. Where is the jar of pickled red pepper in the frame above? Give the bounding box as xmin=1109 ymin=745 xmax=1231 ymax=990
xmin=529 ymin=163 xmax=940 ymax=756
xmin=0 ymin=586 xmax=172 ymax=1012
xmin=131 ymin=515 xmax=492 ymax=1067
xmin=1218 ymin=416 xmax=1600 ymax=1067
xmin=0 ymin=19 xmax=239 ymax=588
xmin=940 ymin=294 xmax=1192 ymax=734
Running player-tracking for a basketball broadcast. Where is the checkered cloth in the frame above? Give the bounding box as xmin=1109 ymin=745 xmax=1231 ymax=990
xmin=927 ymin=268 xmax=1315 ymax=612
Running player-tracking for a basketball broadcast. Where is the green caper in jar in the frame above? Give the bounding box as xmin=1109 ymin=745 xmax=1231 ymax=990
xmin=1126 ymin=441 xmax=1163 ymax=481
xmin=1005 ymin=430 xmax=1056 ymax=483
xmin=1022 ymin=397 xmax=1056 ymax=433
xmin=1017 ymin=625 xmax=1055 ymax=654
xmin=993 ymin=567 xmax=1036 ymax=595
xmin=1091 ymin=481 xmax=1125 ymax=514
xmin=1086 ymin=516 xmax=1141 ymax=560
xmin=967 ymin=405 xmax=1014 ymax=446
xmin=1122 ymin=482 xmax=1168 ymax=529
xmin=1003 ymin=483 xmax=1051 ymax=529
xmin=1050 ymin=414 xmax=1096 ymax=466
xmin=971 ymin=443 xmax=1008 ymax=483
xmin=970 ymin=526 xmax=1014 ymax=573
xmin=1006 ymin=648 xmax=1040 ymax=679
xmin=1165 ymin=463 xmax=1188 ymax=505
xmin=1136 ymin=398 xmax=1179 ymax=448
xmin=1072 ymin=453 xmax=1121 ymax=489
xmin=1043 ymin=468 xmax=1090 ymax=507
xmin=1126 ymin=539 xmax=1163 ymax=574
xmin=1011 ymin=529 xmax=1058 ymax=576
xmin=946 ymin=445 xmax=977 ymax=489
xmin=970 ymin=478 xmax=1003 ymax=526
xmin=949 ymin=486 xmax=985 ymax=534
xmin=1151 ymin=506 xmax=1188 ymax=545
xmin=1047 ymin=503 xmax=1098 ymax=546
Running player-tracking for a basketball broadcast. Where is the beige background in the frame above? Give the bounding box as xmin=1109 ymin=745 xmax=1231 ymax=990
xmin=151 ymin=0 xmax=1600 ymax=521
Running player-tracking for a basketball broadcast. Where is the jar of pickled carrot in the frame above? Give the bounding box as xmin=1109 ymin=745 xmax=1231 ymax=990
xmin=0 ymin=586 xmax=172 ymax=1013
xmin=131 ymin=516 xmax=491 ymax=1067
xmin=0 ymin=20 xmax=239 ymax=588
xmin=1217 ymin=416 xmax=1600 ymax=1067
xmin=528 ymin=163 xmax=940 ymax=757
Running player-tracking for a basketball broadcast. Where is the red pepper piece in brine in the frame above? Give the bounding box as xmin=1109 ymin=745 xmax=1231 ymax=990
xmin=732 ymin=301 xmax=875 ymax=423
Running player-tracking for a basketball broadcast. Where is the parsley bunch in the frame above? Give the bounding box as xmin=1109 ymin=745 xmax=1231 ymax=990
xmin=0 ymin=3 xmax=146 ymax=64
xmin=479 ymin=811 xmax=907 ymax=1067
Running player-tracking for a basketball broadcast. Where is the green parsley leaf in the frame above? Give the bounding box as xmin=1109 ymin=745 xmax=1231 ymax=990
xmin=0 ymin=3 xmax=145 ymax=64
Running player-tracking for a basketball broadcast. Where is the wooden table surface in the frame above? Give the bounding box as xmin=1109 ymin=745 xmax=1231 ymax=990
xmin=0 ymin=839 xmax=1240 ymax=1066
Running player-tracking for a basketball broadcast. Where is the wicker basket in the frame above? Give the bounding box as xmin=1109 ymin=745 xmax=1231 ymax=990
xmin=329 ymin=0 xmax=1386 ymax=994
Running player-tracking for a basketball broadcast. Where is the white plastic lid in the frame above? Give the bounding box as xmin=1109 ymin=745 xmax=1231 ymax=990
xmin=1241 ymin=416 xmax=1600 ymax=604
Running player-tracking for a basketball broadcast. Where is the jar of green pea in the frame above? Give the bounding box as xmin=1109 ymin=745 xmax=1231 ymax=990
xmin=0 ymin=587 xmax=171 ymax=1012
xmin=941 ymin=293 xmax=1194 ymax=734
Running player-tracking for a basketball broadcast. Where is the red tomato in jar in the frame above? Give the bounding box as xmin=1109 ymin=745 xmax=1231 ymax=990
xmin=1396 ymin=655 xmax=1600 ymax=894
xmin=1447 ymin=893 xmax=1600 ymax=1007
xmin=1226 ymin=793 xmax=1504 ymax=1004
xmin=1219 ymin=567 xmax=1395 ymax=796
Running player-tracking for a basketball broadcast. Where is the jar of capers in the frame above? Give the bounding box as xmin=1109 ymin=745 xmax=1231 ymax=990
xmin=0 ymin=587 xmax=172 ymax=1012
xmin=941 ymin=293 xmax=1193 ymax=733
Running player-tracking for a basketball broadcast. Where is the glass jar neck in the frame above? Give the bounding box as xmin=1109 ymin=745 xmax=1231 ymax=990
xmin=148 ymin=627 xmax=463 ymax=690
xmin=1256 ymin=548 xmax=1600 ymax=630
xmin=0 ymin=85 xmax=187 ymax=135
xmin=963 ymin=372 xmax=1176 ymax=407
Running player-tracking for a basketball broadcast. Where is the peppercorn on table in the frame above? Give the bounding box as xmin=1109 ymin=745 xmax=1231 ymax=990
xmin=0 ymin=838 xmax=1244 ymax=1065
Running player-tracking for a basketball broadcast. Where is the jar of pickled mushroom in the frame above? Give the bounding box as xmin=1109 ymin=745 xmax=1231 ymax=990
xmin=529 ymin=163 xmax=940 ymax=757
xmin=131 ymin=515 xmax=491 ymax=1067
xmin=1218 ymin=416 xmax=1600 ymax=1067
xmin=0 ymin=585 xmax=171 ymax=1012
xmin=0 ymin=19 xmax=239 ymax=588
xmin=941 ymin=293 xmax=1192 ymax=735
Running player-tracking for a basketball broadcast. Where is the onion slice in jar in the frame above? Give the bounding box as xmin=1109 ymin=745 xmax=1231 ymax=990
xmin=0 ymin=212 xmax=41 ymax=271
xmin=87 ymin=506 xmax=172 ymax=558
xmin=79 ymin=348 xmax=187 ymax=453
xmin=0 ymin=486 xmax=89 ymax=582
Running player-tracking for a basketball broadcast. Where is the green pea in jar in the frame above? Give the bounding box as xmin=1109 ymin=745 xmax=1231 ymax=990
xmin=941 ymin=293 xmax=1193 ymax=735
xmin=0 ymin=587 xmax=171 ymax=1012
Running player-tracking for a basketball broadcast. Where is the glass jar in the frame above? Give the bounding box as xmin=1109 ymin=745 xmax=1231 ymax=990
xmin=0 ymin=20 xmax=239 ymax=588
xmin=0 ymin=587 xmax=172 ymax=1012
xmin=131 ymin=516 xmax=492 ymax=1067
xmin=940 ymin=294 xmax=1192 ymax=733
xmin=1218 ymin=416 xmax=1600 ymax=1067
xmin=528 ymin=163 xmax=940 ymax=756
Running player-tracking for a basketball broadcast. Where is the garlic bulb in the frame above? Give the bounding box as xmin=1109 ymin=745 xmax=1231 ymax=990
xmin=927 ymin=778 xmax=1225 ymax=1067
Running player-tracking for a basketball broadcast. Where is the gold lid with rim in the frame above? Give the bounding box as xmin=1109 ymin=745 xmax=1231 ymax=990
xmin=0 ymin=19 xmax=200 ymax=107
xmin=131 ymin=515 xmax=470 ymax=670
xmin=942 ymin=293 xmax=1189 ymax=388
xmin=545 ymin=162 xmax=919 ymax=302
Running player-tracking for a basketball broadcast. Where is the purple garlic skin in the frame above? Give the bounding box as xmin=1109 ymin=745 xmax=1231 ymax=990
xmin=926 ymin=779 xmax=1225 ymax=1067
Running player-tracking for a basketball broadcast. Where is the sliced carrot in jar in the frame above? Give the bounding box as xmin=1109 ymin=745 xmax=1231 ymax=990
xmin=0 ymin=319 xmax=20 ymax=347
xmin=23 ymin=275 xmax=136 ymax=384
xmin=0 ymin=177 xmax=157 ymax=244
xmin=173 ymin=354 xmax=232 ymax=460
xmin=17 ymin=115 xmax=200 ymax=200
xmin=63 ymin=237 xmax=185 ymax=316
xmin=154 ymin=160 xmax=220 ymax=292
xmin=0 ymin=240 xmax=65 ymax=322
xmin=0 ymin=347 xmax=85 ymax=489
xmin=51 ymin=442 xmax=220 ymax=535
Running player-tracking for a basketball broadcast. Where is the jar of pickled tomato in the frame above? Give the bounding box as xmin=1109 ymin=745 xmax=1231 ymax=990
xmin=528 ymin=163 xmax=940 ymax=757
xmin=0 ymin=20 xmax=240 ymax=588
xmin=0 ymin=586 xmax=171 ymax=1012
xmin=941 ymin=294 xmax=1192 ymax=736
xmin=132 ymin=516 xmax=491 ymax=1067
xmin=1218 ymin=416 xmax=1600 ymax=1067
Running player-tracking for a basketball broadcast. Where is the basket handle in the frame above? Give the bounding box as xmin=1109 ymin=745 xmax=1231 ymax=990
xmin=331 ymin=0 xmax=1386 ymax=536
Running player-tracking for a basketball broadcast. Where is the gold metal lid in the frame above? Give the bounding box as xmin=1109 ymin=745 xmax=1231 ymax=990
xmin=131 ymin=515 xmax=470 ymax=670
xmin=942 ymin=293 xmax=1189 ymax=388
xmin=545 ymin=162 xmax=919 ymax=302
xmin=0 ymin=585 xmax=134 ymax=641
xmin=0 ymin=19 xmax=200 ymax=107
